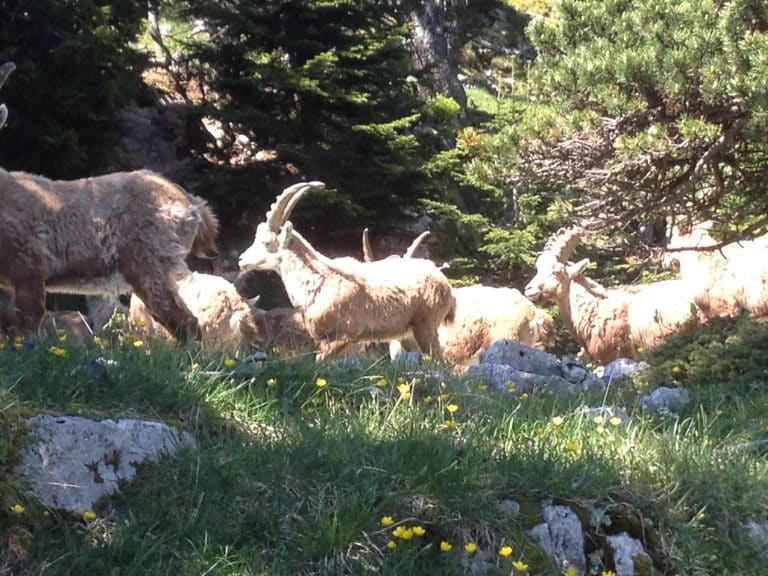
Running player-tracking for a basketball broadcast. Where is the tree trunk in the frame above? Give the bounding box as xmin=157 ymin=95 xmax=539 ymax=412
xmin=409 ymin=1 xmax=467 ymax=114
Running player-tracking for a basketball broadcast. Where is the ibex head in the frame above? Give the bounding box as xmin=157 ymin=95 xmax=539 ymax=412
xmin=0 ymin=62 xmax=16 ymax=131
xmin=524 ymin=226 xmax=585 ymax=303
xmin=238 ymin=180 xmax=325 ymax=271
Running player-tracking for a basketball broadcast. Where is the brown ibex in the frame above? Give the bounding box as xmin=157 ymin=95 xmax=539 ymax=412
xmin=362 ymin=229 xmax=553 ymax=365
xmin=0 ymin=61 xmax=218 ymax=341
xmin=238 ymin=182 xmax=456 ymax=360
xmin=525 ymin=226 xmax=703 ymax=364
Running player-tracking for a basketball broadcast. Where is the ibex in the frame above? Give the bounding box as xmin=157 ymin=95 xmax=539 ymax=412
xmin=0 ymin=61 xmax=218 ymax=341
xmin=362 ymin=229 xmax=553 ymax=365
xmin=664 ymin=219 xmax=768 ymax=320
xmin=237 ymin=182 xmax=456 ymax=360
xmin=128 ymin=272 xmax=264 ymax=351
xmin=525 ymin=226 xmax=704 ymax=364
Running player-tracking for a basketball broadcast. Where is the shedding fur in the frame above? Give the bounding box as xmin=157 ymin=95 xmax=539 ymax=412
xmin=238 ymin=182 xmax=456 ymax=360
xmin=0 ymin=168 xmax=218 ymax=340
xmin=525 ymin=227 xmax=703 ymax=364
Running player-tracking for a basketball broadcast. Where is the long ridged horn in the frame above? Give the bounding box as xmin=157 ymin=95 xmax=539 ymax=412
xmin=265 ymin=181 xmax=325 ymax=231
xmin=403 ymin=231 xmax=431 ymax=259
xmin=362 ymin=228 xmax=374 ymax=262
xmin=541 ymin=226 xmax=583 ymax=263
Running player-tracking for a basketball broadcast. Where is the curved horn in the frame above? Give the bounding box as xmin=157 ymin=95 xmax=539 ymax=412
xmin=404 ymin=231 xmax=431 ymax=259
xmin=362 ymin=228 xmax=374 ymax=262
xmin=0 ymin=105 xmax=6 ymax=131
xmin=282 ymin=180 xmax=324 ymax=226
xmin=541 ymin=226 xmax=583 ymax=263
xmin=264 ymin=181 xmax=324 ymax=230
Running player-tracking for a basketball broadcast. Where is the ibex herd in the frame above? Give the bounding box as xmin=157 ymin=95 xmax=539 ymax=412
xmin=2 ymin=59 xmax=766 ymax=365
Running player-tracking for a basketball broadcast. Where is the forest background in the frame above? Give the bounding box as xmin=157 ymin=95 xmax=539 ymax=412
xmin=1 ymin=0 xmax=767 ymax=293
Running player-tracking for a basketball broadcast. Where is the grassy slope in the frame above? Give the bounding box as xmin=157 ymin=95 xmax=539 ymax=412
xmin=1 ymin=317 xmax=768 ymax=575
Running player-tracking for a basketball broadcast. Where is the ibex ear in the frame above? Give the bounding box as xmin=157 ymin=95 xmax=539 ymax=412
xmin=567 ymin=258 xmax=590 ymax=278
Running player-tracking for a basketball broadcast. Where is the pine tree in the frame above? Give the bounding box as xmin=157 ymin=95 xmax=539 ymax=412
xmin=0 ymin=0 xmax=147 ymax=177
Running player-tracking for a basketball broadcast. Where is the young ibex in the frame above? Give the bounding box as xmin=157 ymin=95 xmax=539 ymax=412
xmin=238 ymin=182 xmax=456 ymax=360
xmin=128 ymin=272 xmax=263 ymax=351
xmin=362 ymin=229 xmax=553 ymax=365
xmin=525 ymin=227 xmax=704 ymax=364
xmin=0 ymin=61 xmax=218 ymax=340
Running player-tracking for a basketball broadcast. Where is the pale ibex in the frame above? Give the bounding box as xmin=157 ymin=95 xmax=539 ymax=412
xmin=0 ymin=61 xmax=218 ymax=341
xmin=238 ymin=182 xmax=456 ymax=360
xmin=525 ymin=227 xmax=704 ymax=364
xmin=664 ymin=219 xmax=768 ymax=320
xmin=362 ymin=229 xmax=553 ymax=365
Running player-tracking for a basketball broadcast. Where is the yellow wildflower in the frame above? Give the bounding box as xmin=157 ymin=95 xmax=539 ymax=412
xmin=133 ymin=340 xmax=144 ymax=348
xmin=444 ymin=420 xmax=457 ymax=430
xmin=593 ymin=415 xmax=604 ymax=425
xmin=506 ymin=380 xmax=516 ymax=392
xmin=93 ymin=336 xmax=106 ymax=347
xmin=392 ymin=526 xmax=405 ymax=538
xmin=565 ymin=566 xmax=578 ymax=576
xmin=551 ymin=416 xmax=564 ymax=426
xmin=397 ymin=383 xmax=411 ymax=399
xmin=83 ymin=510 xmax=97 ymax=521
xmin=136 ymin=318 xmax=148 ymax=328
xmin=499 ymin=545 xmax=514 ymax=557
xmin=412 ymin=525 xmax=426 ymax=536
xmin=520 ymin=392 xmax=529 ymax=401
xmin=271 ymin=345 xmax=281 ymax=356
xmin=596 ymin=426 xmax=606 ymax=435
xmin=223 ymin=358 xmax=236 ymax=368
xmin=266 ymin=378 xmax=277 ymax=388
xmin=423 ymin=395 xmax=434 ymax=404
xmin=696 ymin=511 xmax=706 ymax=521
xmin=56 ymin=329 xmax=67 ymax=341
xmin=479 ymin=384 xmax=488 ymax=391
xmin=315 ymin=377 xmax=328 ymax=388
xmin=512 ymin=560 xmax=529 ymax=571
xmin=533 ymin=427 xmax=546 ymax=436
xmin=399 ymin=527 xmax=414 ymax=540
xmin=380 ymin=515 xmax=394 ymax=526
xmin=601 ymin=571 xmax=616 ymax=576
xmin=421 ymin=354 xmax=432 ymax=362
xmin=48 ymin=346 xmax=67 ymax=357
xmin=446 ymin=403 xmax=459 ymax=413
xmin=609 ymin=416 xmax=622 ymax=427
xmin=386 ymin=540 xmax=397 ymax=549
xmin=10 ymin=504 xmax=24 ymax=514
xmin=439 ymin=393 xmax=450 ymax=402
xmin=377 ymin=378 xmax=388 ymax=388
xmin=440 ymin=541 xmax=452 ymax=552
xmin=566 ymin=441 xmax=580 ymax=454
xmin=464 ymin=542 xmax=477 ymax=553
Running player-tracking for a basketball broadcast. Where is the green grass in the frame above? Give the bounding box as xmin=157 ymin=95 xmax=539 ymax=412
xmin=3 ymin=318 xmax=768 ymax=574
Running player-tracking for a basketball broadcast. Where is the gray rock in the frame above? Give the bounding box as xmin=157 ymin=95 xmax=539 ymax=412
xmin=594 ymin=358 xmax=650 ymax=381
xmin=640 ymin=386 xmax=691 ymax=413
xmin=19 ymin=414 xmax=195 ymax=512
xmin=466 ymin=364 xmax=575 ymax=394
xmin=607 ymin=532 xmax=651 ymax=576
xmin=480 ymin=340 xmax=563 ymax=376
xmin=529 ymin=505 xmax=586 ymax=574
